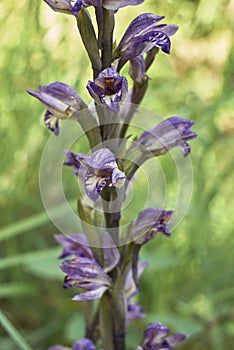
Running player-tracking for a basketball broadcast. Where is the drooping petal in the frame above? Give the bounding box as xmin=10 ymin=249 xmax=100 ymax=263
xmin=132 ymin=208 xmax=174 ymax=245
xmin=131 ymin=30 xmax=171 ymax=56
xmin=44 ymin=1 xmax=101 ymax=16
xmin=166 ymin=333 xmax=189 ymax=347
xmin=138 ymin=117 xmax=197 ymax=157
xmin=127 ymin=303 xmax=145 ymax=324
xmin=54 ymin=234 xmax=93 ymax=259
xmin=44 ymin=0 xmax=74 ymax=15
xmin=103 ymin=0 xmax=144 ymax=11
xmin=72 ymin=286 xmax=109 ymax=301
xmin=118 ymin=13 xmax=165 ymax=51
xmin=27 ymin=82 xmax=86 ymax=134
xmin=142 ymin=322 xmax=170 ymax=346
xmin=61 ymin=258 xmax=111 ymax=287
xmin=117 ymin=14 xmax=178 ymax=71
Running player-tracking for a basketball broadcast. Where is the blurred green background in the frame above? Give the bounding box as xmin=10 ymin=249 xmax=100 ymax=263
xmin=0 ymin=0 xmax=234 ymax=349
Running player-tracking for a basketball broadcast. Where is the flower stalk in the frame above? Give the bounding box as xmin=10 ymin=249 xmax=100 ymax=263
xmin=29 ymin=2 xmax=197 ymax=349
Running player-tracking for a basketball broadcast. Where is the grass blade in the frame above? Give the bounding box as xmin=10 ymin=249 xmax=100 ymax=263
xmin=0 ymin=310 xmax=33 ymax=350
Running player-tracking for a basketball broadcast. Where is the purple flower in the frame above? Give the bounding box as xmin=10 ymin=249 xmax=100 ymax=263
xmin=64 ymin=148 xmax=126 ymax=201
xmin=54 ymin=234 xmax=93 ymax=259
xmin=102 ymin=0 xmax=144 ymax=10
xmin=125 ymin=261 xmax=148 ymax=324
xmin=138 ymin=322 xmax=188 ymax=349
xmin=61 ymin=257 xmax=112 ymax=300
xmin=117 ymin=13 xmax=178 ymax=70
xmin=57 ymin=232 xmax=120 ymax=300
xmin=44 ymin=0 xmax=101 ymax=16
xmin=130 ymin=208 xmax=173 ymax=286
xmin=87 ymin=68 xmax=128 ymax=112
xmin=127 ymin=303 xmax=145 ymax=324
xmin=72 ymin=339 xmax=96 ymax=350
xmin=27 ymin=82 xmax=86 ymax=135
xmin=44 ymin=0 xmax=143 ymax=14
xmin=56 ymin=232 xmax=120 ymax=272
xmin=48 ymin=338 xmax=96 ymax=350
xmin=138 ymin=117 xmax=197 ymax=157
xmin=132 ymin=208 xmax=174 ymax=245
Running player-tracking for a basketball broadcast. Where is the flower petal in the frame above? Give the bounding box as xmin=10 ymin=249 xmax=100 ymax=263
xmin=72 ymin=286 xmax=109 ymax=301
xmin=127 ymin=303 xmax=145 ymax=324
xmin=166 ymin=333 xmax=189 ymax=347
xmin=60 ymin=257 xmax=111 ymax=287
xmin=138 ymin=117 xmax=197 ymax=157
xmin=54 ymin=234 xmax=93 ymax=259
xmin=103 ymin=0 xmax=144 ymax=11
xmin=132 ymin=208 xmax=174 ymax=245
xmin=118 ymin=13 xmax=165 ymax=50
xmin=72 ymin=338 xmax=96 ymax=350
xmin=142 ymin=322 xmax=170 ymax=346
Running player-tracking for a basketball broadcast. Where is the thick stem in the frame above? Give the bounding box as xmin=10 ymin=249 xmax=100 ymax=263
xmin=101 ymin=8 xmax=115 ymax=69
xmin=99 ymin=294 xmax=115 ymax=350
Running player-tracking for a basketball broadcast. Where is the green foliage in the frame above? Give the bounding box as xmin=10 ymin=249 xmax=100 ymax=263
xmin=0 ymin=0 xmax=233 ymax=349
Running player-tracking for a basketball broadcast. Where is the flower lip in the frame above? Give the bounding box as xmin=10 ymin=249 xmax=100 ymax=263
xmin=86 ymin=68 xmax=128 ymax=112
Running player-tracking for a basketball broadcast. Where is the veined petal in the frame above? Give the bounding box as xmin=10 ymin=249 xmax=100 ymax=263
xmin=60 ymin=258 xmax=111 ymax=286
xmin=118 ymin=13 xmax=165 ymax=50
xmin=117 ymin=14 xmax=178 ymax=71
xmin=133 ymin=208 xmax=174 ymax=245
xmin=127 ymin=303 xmax=145 ymax=324
xmin=142 ymin=322 xmax=170 ymax=346
xmin=103 ymin=0 xmax=144 ymax=11
xmin=72 ymin=338 xmax=96 ymax=350
xmin=27 ymin=82 xmax=86 ymax=135
xmin=72 ymin=286 xmax=109 ymax=301
xmin=140 ymin=322 xmax=188 ymax=349
xmin=166 ymin=333 xmax=189 ymax=347
xmin=54 ymin=234 xmax=93 ymax=259
xmin=132 ymin=30 xmax=171 ymax=56
xmin=138 ymin=117 xmax=197 ymax=157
